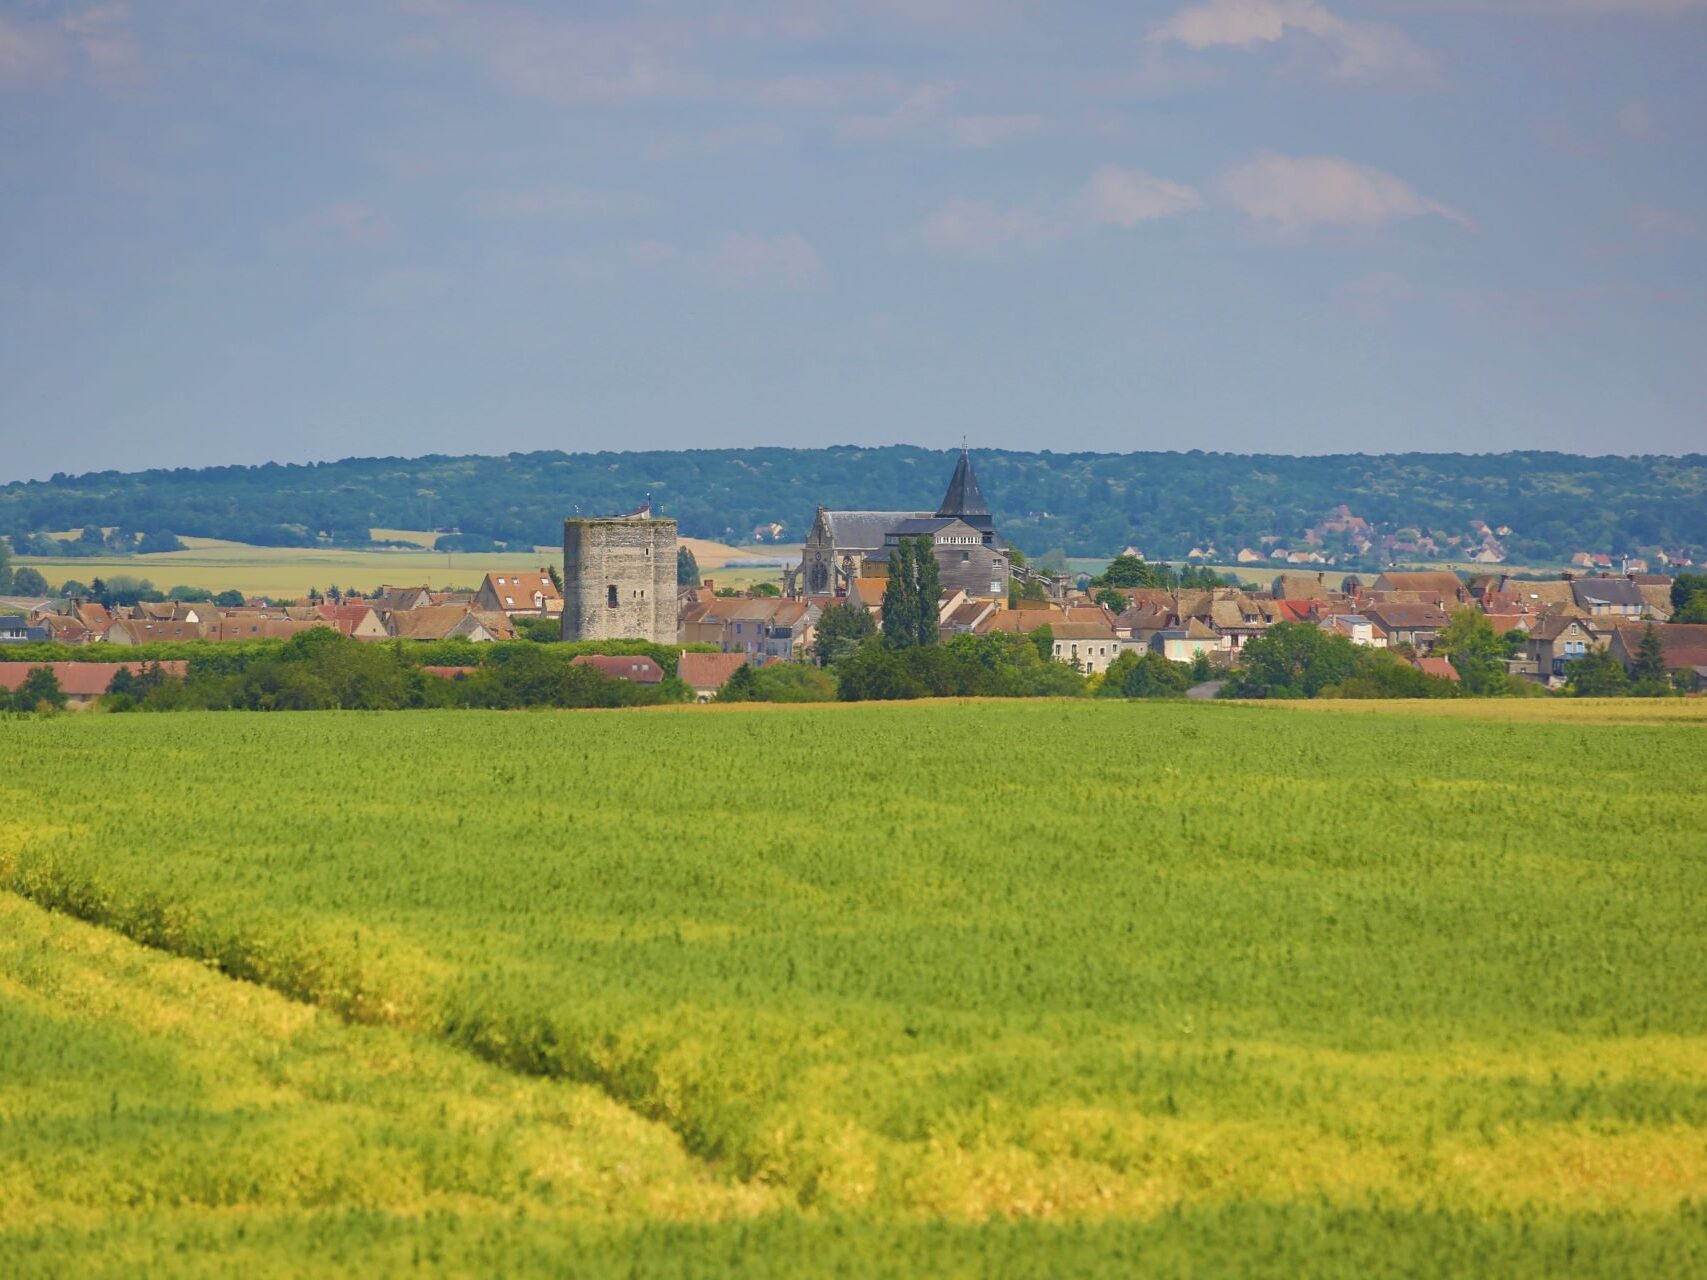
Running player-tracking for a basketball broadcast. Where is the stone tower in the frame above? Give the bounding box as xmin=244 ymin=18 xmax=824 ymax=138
xmin=561 ymin=506 xmax=678 ymax=643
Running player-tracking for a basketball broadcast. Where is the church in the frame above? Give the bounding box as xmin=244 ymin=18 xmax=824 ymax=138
xmin=790 ymin=449 xmax=1013 ymax=601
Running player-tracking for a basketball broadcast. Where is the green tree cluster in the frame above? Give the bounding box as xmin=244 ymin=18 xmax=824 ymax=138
xmin=1671 ymin=574 xmax=1707 ymax=624
xmin=1096 ymin=650 xmax=1191 ymax=698
xmin=5 ymin=666 xmax=66 ymax=713
xmin=836 ymin=633 xmax=1083 ymax=701
xmin=677 ymin=547 xmax=701 ymax=587
xmin=880 ymin=537 xmax=940 ymax=649
xmin=812 ymin=603 xmax=876 ymax=667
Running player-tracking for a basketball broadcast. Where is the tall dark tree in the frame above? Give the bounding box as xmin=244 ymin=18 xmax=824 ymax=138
xmin=1630 ymin=625 xmax=1670 ymax=694
xmin=0 ymin=535 xmax=11 ymax=593
xmin=881 ymin=538 xmax=917 ymax=647
xmin=677 ymin=546 xmax=701 ymax=587
xmin=911 ymin=536 xmax=941 ymax=647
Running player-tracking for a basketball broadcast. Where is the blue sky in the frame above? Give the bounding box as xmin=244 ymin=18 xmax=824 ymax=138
xmin=1 ymin=0 xmax=1703 ymax=481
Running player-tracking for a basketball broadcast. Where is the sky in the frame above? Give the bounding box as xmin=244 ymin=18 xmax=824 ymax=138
xmin=1 ymin=1 xmax=1704 ymax=482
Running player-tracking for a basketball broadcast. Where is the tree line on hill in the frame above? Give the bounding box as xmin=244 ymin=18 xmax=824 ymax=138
xmin=4 ymin=446 xmax=1703 ymax=563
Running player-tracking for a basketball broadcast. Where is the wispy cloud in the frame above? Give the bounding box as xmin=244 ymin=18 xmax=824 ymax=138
xmin=1219 ymin=152 xmax=1465 ymax=233
xmin=271 ymin=201 xmax=395 ymax=251
xmin=839 ymin=83 xmax=1042 ymax=149
xmin=1630 ymin=205 xmax=1698 ymax=237
xmin=471 ymin=186 xmax=657 ymax=220
xmin=0 ymin=4 xmax=139 ymax=88
xmin=601 ymin=232 xmax=825 ymax=288
xmin=1151 ymin=0 xmax=1437 ymax=85
xmin=920 ymin=166 xmax=1201 ymax=253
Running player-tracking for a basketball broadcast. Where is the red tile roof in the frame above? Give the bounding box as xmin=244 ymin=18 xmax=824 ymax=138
xmin=678 ymin=651 xmax=749 ymax=690
xmin=570 ymin=654 xmax=665 ymax=684
xmin=1413 ymin=656 xmax=1461 ymax=682
xmin=0 ymin=661 xmax=189 ymax=698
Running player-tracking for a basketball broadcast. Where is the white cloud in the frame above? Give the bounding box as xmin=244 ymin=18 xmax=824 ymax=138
xmin=1081 ymin=165 xmax=1204 ymax=226
xmin=920 ymin=199 xmax=1061 ymax=252
xmin=921 ymin=166 xmax=1201 ymax=253
xmin=1152 ymin=0 xmax=1436 ymax=84
xmin=840 ymin=83 xmax=1043 ymax=149
xmin=705 ymin=233 xmax=825 ymax=288
xmin=1219 ymin=152 xmax=1465 ymax=233
xmin=0 ymin=5 xmax=138 ymax=87
xmin=1630 ymin=205 xmax=1698 ymax=236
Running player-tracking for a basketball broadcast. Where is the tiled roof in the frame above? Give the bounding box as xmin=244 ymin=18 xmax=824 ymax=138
xmin=0 ymin=661 xmax=188 ymax=697
xmin=570 ymin=654 xmax=665 ymax=684
xmin=678 ymin=651 xmax=749 ymax=690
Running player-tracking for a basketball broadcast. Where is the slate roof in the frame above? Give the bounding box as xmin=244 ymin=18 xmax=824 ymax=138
xmin=822 ymin=511 xmax=932 ymax=551
xmin=936 ymin=448 xmax=993 ymax=532
xmin=1572 ymin=579 xmax=1645 ymax=609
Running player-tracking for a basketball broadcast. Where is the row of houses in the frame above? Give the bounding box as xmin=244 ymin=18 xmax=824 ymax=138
xmin=4 ymin=569 xmax=568 ymax=648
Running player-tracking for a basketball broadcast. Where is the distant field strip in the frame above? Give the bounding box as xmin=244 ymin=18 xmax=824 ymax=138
xmin=4 ymin=700 xmax=1706 ymax=1274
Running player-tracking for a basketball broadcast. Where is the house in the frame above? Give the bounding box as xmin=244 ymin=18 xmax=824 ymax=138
xmin=1413 ymin=656 xmax=1461 ymax=683
xmin=569 ymin=654 xmax=665 ymax=685
xmin=1152 ymin=618 xmax=1223 ymax=663
xmin=0 ymin=661 xmax=189 ymax=708
xmin=213 ymin=617 xmax=326 ymax=643
xmin=1320 ymin=614 xmax=1381 ymax=646
xmin=317 ymin=603 xmax=391 ymax=641
xmin=1273 ymin=573 xmax=1335 ymax=601
xmin=1045 ymin=620 xmax=1122 ymax=673
xmin=0 ymin=616 xmax=52 ymax=644
xmin=679 ymin=598 xmax=819 ymax=660
xmin=678 ymin=651 xmax=751 ymax=702
xmin=1571 ymin=578 xmax=1646 ymax=619
xmin=1607 ymin=623 xmax=1707 ymax=686
xmin=371 ymin=585 xmax=435 ymax=613
xmin=1518 ymin=615 xmax=1607 ymax=683
xmin=104 ymin=617 xmax=213 ymax=644
xmin=1363 ymin=602 xmax=1450 ymax=651
xmin=387 ymin=607 xmax=515 ymax=642
xmin=1370 ymin=572 xmax=1468 ymax=606
xmin=473 ymin=570 xmax=563 ymax=617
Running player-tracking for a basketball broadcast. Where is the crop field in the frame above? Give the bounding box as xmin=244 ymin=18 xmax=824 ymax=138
xmin=2 ymin=700 xmax=1705 ymax=1276
xmin=14 ymin=537 xmax=786 ymax=599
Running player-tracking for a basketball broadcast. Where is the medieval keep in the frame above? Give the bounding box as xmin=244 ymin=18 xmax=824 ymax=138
xmin=562 ymin=505 xmax=678 ymax=643
xmin=790 ymin=448 xmax=1017 ymax=601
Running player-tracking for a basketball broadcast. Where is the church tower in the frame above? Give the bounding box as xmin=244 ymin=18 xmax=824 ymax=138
xmin=935 ymin=447 xmax=995 ymax=535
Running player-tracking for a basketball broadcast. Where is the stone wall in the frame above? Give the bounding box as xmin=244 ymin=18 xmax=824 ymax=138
xmin=562 ymin=517 xmax=678 ymax=643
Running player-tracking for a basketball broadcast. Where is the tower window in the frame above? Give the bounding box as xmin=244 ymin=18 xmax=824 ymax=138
xmin=607 ymin=585 xmax=618 ymax=608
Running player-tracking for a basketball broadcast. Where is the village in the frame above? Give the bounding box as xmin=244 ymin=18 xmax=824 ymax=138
xmin=3 ymin=451 xmax=1704 ymax=707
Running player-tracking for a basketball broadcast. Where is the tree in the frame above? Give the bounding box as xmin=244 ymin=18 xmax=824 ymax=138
xmin=1564 ymin=648 xmax=1628 ymax=697
xmin=547 ymin=565 xmax=563 ymax=594
xmin=1629 ymin=625 xmax=1671 ymax=696
xmin=1190 ymin=651 xmax=1213 ymax=683
xmin=1091 ymin=554 xmax=1163 ymax=590
xmin=880 ymin=537 xmax=937 ymax=649
xmin=0 ymin=536 xmax=11 ymax=593
xmin=1099 ymin=649 xmax=1190 ymax=698
xmin=751 ymin=582 xmax=781 ymax=598
xmin=136 ymin=530 xmax=186 ymax=554
xmin=12 ymin=566 xmax=48 ymax=596
xmin=1669 ymin=574 xmax=1707 ymax=618
xmin=1434 ymin=607 xmax=1509 ymax=695
xmin=214 ymin=589 xmax=246 ymax=608
xmin=1027 ymin=624 xmax=1053 ymax=663
xmin=715 ymin=663 xmax=758 ymax=702
xmin=911 ymin=537 xmax=941 ymax=647
xmin=1094 ymin=588 xmax=1128 ymax=614
xmin=677 ymin=546 xmax=701 ymax=587
xmin=1225 ymin=623 xmax=1358 ymax=698
xmin=10 ymin=666 xmax=66 ymax=712
xmin=813 ymin=603 xmax=876 ymax=666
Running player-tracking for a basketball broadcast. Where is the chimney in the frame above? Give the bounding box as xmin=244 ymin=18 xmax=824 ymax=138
xmin=702 ymin=578 xmax=714 ymax=594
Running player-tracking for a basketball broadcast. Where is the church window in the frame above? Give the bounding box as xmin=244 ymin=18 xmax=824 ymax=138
xmin=607 ymin=585 xmax=618 ymax=608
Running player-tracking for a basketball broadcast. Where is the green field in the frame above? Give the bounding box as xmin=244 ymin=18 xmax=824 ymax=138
xmin=3 ymin=700 xmax=1705 ymax=1276
xmin=13 ymin=536 xmax=790 ymax=599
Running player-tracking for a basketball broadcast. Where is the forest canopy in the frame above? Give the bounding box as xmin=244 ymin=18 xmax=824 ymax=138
xmin=3 ymin=447 xmax=1702 ymax=563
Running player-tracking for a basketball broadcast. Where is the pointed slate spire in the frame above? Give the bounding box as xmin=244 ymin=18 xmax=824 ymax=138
xmin=936 ymin=447 xmax=993 ymax=531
